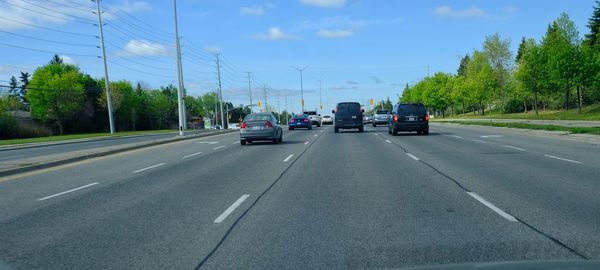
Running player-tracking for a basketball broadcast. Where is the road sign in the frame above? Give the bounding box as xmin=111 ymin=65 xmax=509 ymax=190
xmin=301 ymin=99 xmax=304 ymax=106
xmin=257 ymin=101 xmax=261 ymax=108
xmin=370 ymin=98 xmax=374 ymax=106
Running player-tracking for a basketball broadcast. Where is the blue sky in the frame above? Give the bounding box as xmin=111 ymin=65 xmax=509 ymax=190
xmin=0 ymin=0 xmax=596 ymax=113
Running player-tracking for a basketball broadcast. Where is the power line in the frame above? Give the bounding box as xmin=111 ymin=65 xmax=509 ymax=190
xmin=108 ymin=54 xmax=176 ymax=72
xmin=0 ymin=42 xmax=97 ymax=57
xmin=104 ymin=23 xmax=171 ymax=46
xmin=0 ymin=0 xmax=95 ymax=25
xmin=104 ymin=10 xmax=173 ymax=43
xmin=104 ymin=0 xmax=173 ymax=36
xmin=0 ymin=29 xmax=97 ymax=47
xmin=0 ymin=16 xmax=96 ymax=37
xmin=45 ymin=0 xmax=94 ymax=13
xmin=107 ymin=59 xmax=174 ymax=79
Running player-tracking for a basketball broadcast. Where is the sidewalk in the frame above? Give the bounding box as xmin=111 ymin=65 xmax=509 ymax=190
xmin=437 ymin=118 xmax=600 ymax=128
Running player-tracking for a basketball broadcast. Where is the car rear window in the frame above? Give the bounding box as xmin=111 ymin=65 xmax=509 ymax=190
xmin=244 ymin=114 xmax=271 ymax=121
xmin=304 ymin=111 xmax=317 ymax=115
xmin=336 ymin=103 xmax=361 ymax=114
xmin=398 ymin=104 xmax=426 ymax=115
xmin=376 ymin=110 xmax=389 ymax=114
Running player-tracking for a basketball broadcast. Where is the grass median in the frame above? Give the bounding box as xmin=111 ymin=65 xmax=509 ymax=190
xmin=437 ymin=120 xmax=600 ymax=135
xmin=0 ymin=130 xmax=178 ymax=146
xmin=449 ymin=104 xmax=600 ymax=121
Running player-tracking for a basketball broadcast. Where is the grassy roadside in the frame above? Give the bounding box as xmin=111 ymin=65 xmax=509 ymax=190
xmin=447 ymin=104 xmax=600 ymax=121
xmin=437 ymin=120 xmax=600 ymax=135
xmin=0 ymin=130 xmax=177 ymax=146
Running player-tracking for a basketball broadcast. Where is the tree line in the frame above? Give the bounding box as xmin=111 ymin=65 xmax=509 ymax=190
xmin=401 ymin=6 xmax=600 ymax=117
xmin=1 ymin=55 xmax=246 ymax=138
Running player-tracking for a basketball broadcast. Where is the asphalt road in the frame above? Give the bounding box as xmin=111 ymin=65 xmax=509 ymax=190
xmin=0 ymin=131 xmax=206 ymax=162
xmin=0 ymin=123 xmax=599 ymax=269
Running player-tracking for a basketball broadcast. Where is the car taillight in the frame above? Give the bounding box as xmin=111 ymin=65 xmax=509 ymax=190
xmin=425 ymin=114 xmax=429 ymax=121
xmin=303 ymin=119 xmax=309 ymax=123
xmin=240 ymin=122 xmax=248 ymax=129
xmin=289 ymin=119 xmax=294 ymax=123
xmin=265 ymin=121 xmax=273 ymax=127
xmin=393 ymin=115 xmax=399 ymax=122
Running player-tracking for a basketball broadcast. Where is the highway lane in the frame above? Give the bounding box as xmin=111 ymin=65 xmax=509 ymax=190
xmin=0 ymin=131 xmax=211 ymax=163
xmin=1 ymin=123 xmax=599 ymax=269
xmin=0 ymin=126 xmax=327 ymax=269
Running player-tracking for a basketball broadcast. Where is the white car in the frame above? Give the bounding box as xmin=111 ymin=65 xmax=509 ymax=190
xmin=321 ymin=115 xmax=333 ymax=125
xmin=303 ymin=111 xmax=322 ymax=127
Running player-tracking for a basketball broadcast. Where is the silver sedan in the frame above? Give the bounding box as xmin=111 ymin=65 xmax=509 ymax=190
xmin=240 ymin=113 xmax=283 ymax=145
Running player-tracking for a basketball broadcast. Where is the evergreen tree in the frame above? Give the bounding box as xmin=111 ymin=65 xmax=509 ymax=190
xmin=585 ymin=0 xmax=600 ymax=46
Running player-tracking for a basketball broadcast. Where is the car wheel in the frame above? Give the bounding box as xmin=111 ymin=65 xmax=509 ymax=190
xmin=392 ymin=129 xmax=398 ymax=136
xmin=417 ymin=130 xmax=423 ymax=135
xmin=423 ymin=129 xmax=429 ymax=135
xmin=359 ymin=127 xmax=364 ymax=132
xmin=289 ymin=127 xmax=294 ymax=130
xmin=317 ymin=123 xmax=321 ymax=127
xmin=372 ymin=124 xmax=376 ymax=127
xmin=308 ymin=126 xmax=312 ymax=130
xmin=388 ymin=125 xmax=392 ymax=134
xmin=240 ymin=140 xmax=246 ymax=145
xmin=278 ymin=132 xmax=283 ymax=143
xmin=334 ymin=127 xmax=339 ymax=133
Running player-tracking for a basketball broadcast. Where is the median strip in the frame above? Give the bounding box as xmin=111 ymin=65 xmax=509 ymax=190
xmin=214 ymin=194 xmax=250 ymax=223
xmin=37 ymin=182 xmax=99 ymax=201
xmin=133 ymin=163 xmax=166 ymax=174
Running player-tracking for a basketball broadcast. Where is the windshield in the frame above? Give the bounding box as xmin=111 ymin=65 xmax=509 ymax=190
xmin=2 ymin=1 xmax=599 ymax=269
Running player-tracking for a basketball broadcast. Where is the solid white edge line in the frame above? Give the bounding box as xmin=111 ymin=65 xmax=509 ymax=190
xmin=213 ymin=145 xmax=226 ymax=150
xmin=385 ymin=140 xmax=392 ymax=143
xmin=283 ymin=154 xmax=294 ymax=162
xmin=182 ymin=152 xmax=203 ymax=159
xmin=467 ymin=192 xmax=517 ymax=222
xmin=214 ymin=194 xmax=250 ymax=223
xmin=304 ymin=141 xmax=310 ymax=145
xmin=0 ymin=155 xmax=25 ymax=160
xmin=544 ymin=155 xmax=583 ymax=164
xmin=406 ymin=153 xmax=420 ymax=161
xmin=37 ymin=182 xmax=99 ymax=201
xmin=450 ymin=135 xmax=463 ymax=139
xmin=133 ymin=163 xmax=166 ymax=173
xmin=232 ymin=141 xmax=238 ymax=144
xmin=501 ymin=145 xmax=526 ymax=151
xmin=471 ymin=139 xmax=486 ymax=143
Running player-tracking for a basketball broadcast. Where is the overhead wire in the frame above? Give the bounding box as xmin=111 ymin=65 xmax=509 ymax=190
xmin=0 ymin=16 xmax=96 ymax=37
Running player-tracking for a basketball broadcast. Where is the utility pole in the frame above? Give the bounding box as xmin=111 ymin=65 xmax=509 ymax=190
xmin=172 ymin=0 xmax=185 ymax=135
xmin=94 ymin=0 xmax=115 ymax=134
xmin=263 ymin=84 xmax=267 ymax=112
xmin=277 ymin=94 xmax=281 ymax=123
xmin=215 ymin=53 xmax=224 ymax=128
xmin=246 ymin=72 xmax=252 ymax=113
xmin=291 ymin=66 xmax=307 ymax=113
xmin=315 ymin=78 xmax=323 ymax=113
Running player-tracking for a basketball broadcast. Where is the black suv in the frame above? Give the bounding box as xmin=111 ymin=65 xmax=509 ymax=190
xmin=333 ymin=102 xmax=364 ymax=133
xmin=388 ymin=103 xmax=429 ymax=135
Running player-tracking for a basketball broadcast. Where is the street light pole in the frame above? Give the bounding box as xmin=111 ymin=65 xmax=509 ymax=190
xmin=291 ymin=66 xmax=307 ymax=113
xmin=246 ymin=72 xmax=252 ymax=113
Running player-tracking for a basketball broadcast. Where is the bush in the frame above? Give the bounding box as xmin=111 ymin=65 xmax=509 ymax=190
xmin=0 ymin=113 xmax=18 ymax=139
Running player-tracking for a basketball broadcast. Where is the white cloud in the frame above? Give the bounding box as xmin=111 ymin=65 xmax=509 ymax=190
xmin=434 ymin=6 xmax=490 ymax=19
xmin=317 ymin=29 xmax=353 ymax=38
xmin=252 ymin=27 xmax=297 ymax=40
xmin=346 ymin=80 xmax=358 ymax=85
xmin=240 ymin=5 xmax=265 ymax=16
xmin=204 ymin=46 xmax=222 ymax=54
xmin=109 ymin=0 xmax=152 ymax=13
xmin=0 ymin=0 xmax=95 ymax=30
xmin=116 ymin=40 xmax=169 ymax=56
xmin=329 ymin=85 xmax=358 ymax=91
xmin=300 ymin=0 xmax=346 ymax=8
xmin=59 ymin=55 xmax=76 ymax=65
xmin=296 ymin=16 xmax=402 ymax=31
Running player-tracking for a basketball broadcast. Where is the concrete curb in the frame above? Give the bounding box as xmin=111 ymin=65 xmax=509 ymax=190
xmin=0 ymin=130 xmax=237 ymax=178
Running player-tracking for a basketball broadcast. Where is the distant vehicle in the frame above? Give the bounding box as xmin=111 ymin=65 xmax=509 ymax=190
xmin=240 ymin=113 xmax=283 ymax=145
xmin=321 ymin=115 xmax=333 ymax=125
xmin=332 ymin=102 xmax=364 ymax=133
xmin=372 ymin=109 xmax=390 ymax=127
xmin=363 ymin=115 xmax=373 ymax=124
xmin=388 ymin=103 xmax=429 ymax=135
xmin=228 ymin=123 xmax=241 ymax=130
xmin=288 ymin=114 xmax=312 ymax=130
xmin=303 ymin=111 xmax=322 ymax=127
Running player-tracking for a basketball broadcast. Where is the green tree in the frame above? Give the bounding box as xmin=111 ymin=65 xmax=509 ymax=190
xmin=457 ymin=54 xmax=470 ymax=77
xmin=586 ymin=0 xmax=600 ymax=46
xmin=8 ymin=76 xmax=18 ymax=96
xmin=19 ymin=71 xmax=30 ymax=109
xmin=466 ymin=51 xmax=495 ymax=115
xmin=515 ymin=39 xmax=545 ymax=115
xmin=49 ymin=54 xmax=63 ymax=65
xmin=483 ymin=33 xmax=512 ymax=109
xmin=27 ymin=63 xmax=86 ymax=134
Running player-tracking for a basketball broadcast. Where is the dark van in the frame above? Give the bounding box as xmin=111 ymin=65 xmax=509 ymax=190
xmin=332 ymin=102 xmax=364 ymax=133
xmin=388 ymin=103 xmax=429 ymax=135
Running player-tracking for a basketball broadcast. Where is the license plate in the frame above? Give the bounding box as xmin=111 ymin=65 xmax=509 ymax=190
xmin=409 ymin=117 xmax=416 ymax=121
xmin=252 ymin=126 xmax=263 ymax=130
xmin=352 ymin=116 xmax=356 ymax=119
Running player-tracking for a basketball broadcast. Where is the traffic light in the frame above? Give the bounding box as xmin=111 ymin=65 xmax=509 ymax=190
xmin=301 ymin=99 xmax=304 ymax=106
xmin=370 ymin=98 xmax=374 ymax=106
xmin=257 ymin=101 xmax=261 ymax=108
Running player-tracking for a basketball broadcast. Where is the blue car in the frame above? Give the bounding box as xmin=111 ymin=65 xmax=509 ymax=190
xmin=288 ymin=114 xmax=312 ymax=130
